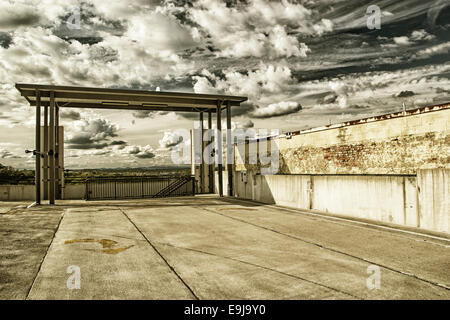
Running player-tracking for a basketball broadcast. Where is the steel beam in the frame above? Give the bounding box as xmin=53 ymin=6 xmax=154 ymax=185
xmin=28 ymin=102 xmax=220 ymax=113
xmin=22 ymin=91 xmax=243 ymax=108
xmin=16 ymin=83 xmax=247 ymax=102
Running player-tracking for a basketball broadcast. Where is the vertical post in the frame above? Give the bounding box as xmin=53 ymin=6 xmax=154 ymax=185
xmin=43 ymin=105 xmax=48 ymax=200
xmin=49 ymin=91 xmax=55 ymax=204
xmin=216 ymin=101 xmax=223 ymax=197
xmin=226 ymin=100 xmax=233 ymax=197
xmin=35 ymin=90 xmax=41 ymax=204
xmin=199 ymin=112 xmax=204 ymax=193
xmin=55 ymin=105 xmax=60 ymax=199
xmin=207 ymin=110 xmax=213 ymax=193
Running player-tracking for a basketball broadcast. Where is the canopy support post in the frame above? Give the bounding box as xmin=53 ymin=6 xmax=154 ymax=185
xmin=35 ymin=90 xmax=41 ymax=204
xmin=216 ymin=101 xmax=223 ymax=197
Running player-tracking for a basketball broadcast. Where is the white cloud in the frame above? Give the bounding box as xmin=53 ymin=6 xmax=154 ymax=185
xmin=385 ymin=29 xmax=436 ymax=48
xmin=119 ymin=144 xmax=155 ymax=159
xmin=186 ymin=0 xmax=322 ymax=58
xmin=193 ymin=63 xmax=296 ymax=105
xmin=253 ymin=101 xmax=301 ymax=118
xmin=313 ymin=19 xmax=333 ymax=36
xmin=159 ymin=130 xmax=184 ymax=150
xmin=393 ymin=36 xmax=411 ymax=46
xmin=411 ymin=29 xmax=435 ymax=41
xmin=413 ymin=42 xmax=450 ymax=60
xmin=0 ymin=148 xmax=20 ymax=159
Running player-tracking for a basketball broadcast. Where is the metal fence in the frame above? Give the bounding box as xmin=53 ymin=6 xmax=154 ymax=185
xmin=85 ymin=175 xmax=195 ymax=200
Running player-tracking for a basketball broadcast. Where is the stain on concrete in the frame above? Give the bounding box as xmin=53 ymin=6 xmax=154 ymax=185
xmin=64 ymin=238 xmax=133 ymax=254
xmin=102 ymin=245 xmax=134 ymax=254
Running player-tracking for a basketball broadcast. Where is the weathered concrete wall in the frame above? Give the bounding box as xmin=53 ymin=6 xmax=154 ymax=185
xmin=232 ymin=171 xmax=448 ymax=234
xmin=0 ymin=185 xmax=35 ymax=201
xmin=311 ymin=175 xmax=418 ymax=227
xmin=417 ymin=169 xmax=449 ymax=233
xmin=62 ymin=184 xmax=85 ymax=200
xmin=228 ymin=106 xmax=449 ymax=234
xmin=235 ymin=105 xmax=449 ymax=175
xmin=0 ymin=184 xmax=86 ymax=201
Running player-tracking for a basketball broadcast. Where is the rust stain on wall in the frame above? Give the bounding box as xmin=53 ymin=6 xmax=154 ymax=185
xmin=235 ymin=103 xmax=449 ymax=175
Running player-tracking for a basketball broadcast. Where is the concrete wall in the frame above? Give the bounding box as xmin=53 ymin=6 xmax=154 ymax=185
xmin=417 ymin=169 xmax=449 ymax=233
xmin=0 ymin=183 xmax=86 ymax=201
xmin=235 ymin=105 xmax=449 ymax=175
xmin=0 ymin=185 xmax=35 ymax=201
xmin=62 ymin=184 xmax=85 ymax=200
xmin=232 ymin=170 xmax=448 ymax=234
xmin=227 ymin=106 xmax=449 ymax=234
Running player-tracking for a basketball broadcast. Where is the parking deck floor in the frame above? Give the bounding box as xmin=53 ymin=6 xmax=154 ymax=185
xmin=1 ymin=196 xmax=449 ymax=299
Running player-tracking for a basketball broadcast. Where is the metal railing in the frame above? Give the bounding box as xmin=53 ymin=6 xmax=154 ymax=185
xmin=85 ymin=175 xmax=195 ymax=200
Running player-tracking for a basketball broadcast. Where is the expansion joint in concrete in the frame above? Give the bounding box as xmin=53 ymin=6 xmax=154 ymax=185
xmin=25 ymin=210 xmax=65 ymax=300
xmin=117 ymin=207 xmax=200 ymax=300
xmin=196 ymin=206 xmax=450 ymax=292
xmin=156 ymin=241 xmax=361 ymax=300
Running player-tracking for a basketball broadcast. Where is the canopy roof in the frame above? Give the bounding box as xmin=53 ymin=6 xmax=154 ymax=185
xmin=15 ymin=83 xmax=248 ymax=113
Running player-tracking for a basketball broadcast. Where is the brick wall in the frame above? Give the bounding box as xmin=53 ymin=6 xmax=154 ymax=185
xmin=235 ymin=104 xmax=449 ymax=175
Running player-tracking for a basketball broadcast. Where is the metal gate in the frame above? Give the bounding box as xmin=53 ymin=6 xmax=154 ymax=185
xmin=85 ymin=175 xmax=195 ymax=200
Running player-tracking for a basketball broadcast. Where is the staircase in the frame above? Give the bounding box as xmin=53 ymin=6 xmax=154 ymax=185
xmin=152 ymin=176 xmax=193 ymax=198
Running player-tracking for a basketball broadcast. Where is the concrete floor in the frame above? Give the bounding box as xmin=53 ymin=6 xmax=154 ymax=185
xmin=0 ymin=195 xmax=449 ymax=300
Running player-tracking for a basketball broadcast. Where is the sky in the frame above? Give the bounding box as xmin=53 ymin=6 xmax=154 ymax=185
xmin=0 ymin=0 xmax=449 ymax=169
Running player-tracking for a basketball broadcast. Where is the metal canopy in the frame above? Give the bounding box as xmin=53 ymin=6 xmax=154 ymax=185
xmin=16 ymin=83 xmax=245 ymax=204
xmin=15 ymin=83 xmax=248 ymax=113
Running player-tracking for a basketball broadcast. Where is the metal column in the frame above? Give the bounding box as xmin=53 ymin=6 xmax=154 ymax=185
xmin=207 ymin=110 xmax=214 ymax=193
xmin=226 ymin=101 xmax=233 ymax=197
xmin=49 ymin=91 xmax=55 ymax=204
xmin=35 ymin=90 xmax=41 ymax=204
xmin=43 ymin=105 xmax=48 ymax=200
xmin=55 ymin=105 xmax=60 ymax=199
xmin=216 ymin=101 xmax=223 ymax=197
xmin=199 ymin=112 xmax=204 ymax=193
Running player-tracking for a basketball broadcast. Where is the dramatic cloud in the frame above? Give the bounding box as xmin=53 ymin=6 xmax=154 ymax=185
xmin=186 ymin=0 xmax=318 ymax=58
xmin=132 ymin=110 xmax=170 ymax=119
xmin=0 ymin=2 xmax=41 ymax=31
xmin=0 ymin=0 xmax=449 ymax=169
xmin=395 ymin=91 xmax=415 ymax=98
xmin=240 ymin=119 xmax=254 ymax=129
xmin=193 ymin=63 xmax=296 ymax=107
xmin=110 ymin=140 xmax=127 ymax=146
xmin=159 ymin=131 xmax=184 ymax=149
xmin=60 ymin=109 xmax=81 ymax=120
xmin=0 ymin=148 xmax=19 ymax=159
xmin=253 ymin=101 xmax=302 ymax=118
xmin=66 ymin=117 xmax=118 ymax=149
xmin=413 ymin=42 xmax=450 ymax=60
xmin=121 ymin=145 xmax=155 ymax=159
